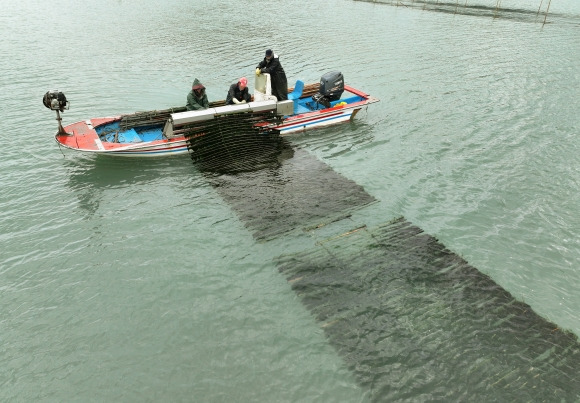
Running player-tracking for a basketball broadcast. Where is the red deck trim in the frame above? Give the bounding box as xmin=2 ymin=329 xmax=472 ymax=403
xmin=344 ymin=85 xmax=369 ymax=98
xmin=90 ymin=116 xmax=120 ymax=127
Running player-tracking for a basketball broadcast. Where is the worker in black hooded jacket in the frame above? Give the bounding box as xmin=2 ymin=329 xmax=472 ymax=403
xmin=256 ymin=49 xmax=288 ymax=101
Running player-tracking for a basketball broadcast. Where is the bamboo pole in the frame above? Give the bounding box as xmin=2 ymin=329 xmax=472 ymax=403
xmin=543 ymin=0 xmax=552 ymax=26
xmin=494 ymin=0 xmax=502 ymax=19
xmin=536 ymin=0 xmax=544 ymax=18
xmin=365 ymin=0 xmax=553 ymax=25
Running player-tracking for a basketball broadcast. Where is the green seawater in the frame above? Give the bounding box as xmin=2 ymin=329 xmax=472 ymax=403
xmin=1 ymin=0 xmax=579 ymax=401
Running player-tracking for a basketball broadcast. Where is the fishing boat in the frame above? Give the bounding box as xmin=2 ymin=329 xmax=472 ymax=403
xmin=44 ymin=72 xmax=379 ymax=157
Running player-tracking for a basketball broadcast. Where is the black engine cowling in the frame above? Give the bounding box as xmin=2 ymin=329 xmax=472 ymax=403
xmin=319 ymin=71 xmax=344 ymax=101
xmin=43 ymin=90 xmax=69 ymax=112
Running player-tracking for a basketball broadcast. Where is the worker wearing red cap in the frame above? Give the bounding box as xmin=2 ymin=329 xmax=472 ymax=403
xmin=225 ymin=77 xmax=252 ymax=105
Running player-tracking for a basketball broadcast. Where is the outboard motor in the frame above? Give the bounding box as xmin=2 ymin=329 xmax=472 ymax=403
xmin=312 ymin=71 xmax=344 ymax=108
xmin=43 ymin=90 xmax=70 ymax=135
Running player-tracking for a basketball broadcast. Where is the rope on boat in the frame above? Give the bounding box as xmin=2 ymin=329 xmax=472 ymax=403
xmin=119 ymin=107 xmax=187 ymax=130
xmin=117 ymin=84 xmax=319 ymax=131
xmin=118 ymin=100 xmax=231 ymax=131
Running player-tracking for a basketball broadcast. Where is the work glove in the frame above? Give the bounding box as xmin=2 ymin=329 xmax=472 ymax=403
xmin=240 ymin=100 xmax=246 ymax=103
xmin=233 ymin=98 xmax=240 ymax=104
xmin=255 ymin=68 xmax=261 ymax=76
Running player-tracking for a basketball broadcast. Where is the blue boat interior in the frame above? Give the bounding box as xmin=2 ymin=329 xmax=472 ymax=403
xmin=293 ymin=94 xmax=364 ymax=115
xmin=95 ymin=121 xmax=164 ymax=144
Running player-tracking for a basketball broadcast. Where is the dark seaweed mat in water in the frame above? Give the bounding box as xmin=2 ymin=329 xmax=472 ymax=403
xmin=186 ymin=111 xmax=375 ymax=239
xmin=205 ymin=146 xmax=376 ymax=240
xmin=277 ymin=217 xmax=580 ymax=402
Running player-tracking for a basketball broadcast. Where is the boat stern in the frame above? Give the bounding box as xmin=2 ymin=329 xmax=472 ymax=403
xmin=55 ymin=118 xmax=119 ymax=152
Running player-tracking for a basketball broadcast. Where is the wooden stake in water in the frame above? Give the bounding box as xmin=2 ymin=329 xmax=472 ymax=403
xmin=536 ymin=0 xmax=544 ymax=17
xmin=543 ymin=0 xmax=552 ymax=27
xmin=494 ymin=0 xmax=502 ymax=19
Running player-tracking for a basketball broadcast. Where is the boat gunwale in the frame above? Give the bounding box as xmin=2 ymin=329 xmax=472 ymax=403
xmin=55 ymin=83 xmax=378 ymax=155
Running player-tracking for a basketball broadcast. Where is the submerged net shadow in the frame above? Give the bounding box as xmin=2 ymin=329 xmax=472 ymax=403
xmin=184 ymin=111 xmax=376 ymax=240
xmin=208 ymin=147 xmax=376 ymax=240
xmin=277 ymin=217 xmax=580 ymax=401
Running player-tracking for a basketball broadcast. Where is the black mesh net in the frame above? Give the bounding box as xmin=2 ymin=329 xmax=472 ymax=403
xmin=184 ymin=111 xmax=283 ymax=174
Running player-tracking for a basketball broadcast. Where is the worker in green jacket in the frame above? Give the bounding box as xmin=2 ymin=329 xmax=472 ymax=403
xmin=186 ymin=78 xmax=209 ymax=110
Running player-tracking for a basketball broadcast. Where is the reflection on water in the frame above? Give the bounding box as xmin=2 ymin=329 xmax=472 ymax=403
xmin=289 ymin=119 xmax=376 ymax=159
xmin=64 ymin=155 xmax=196 ymax=217
xmin=277 ymin=217 xmax=580 ymax=401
